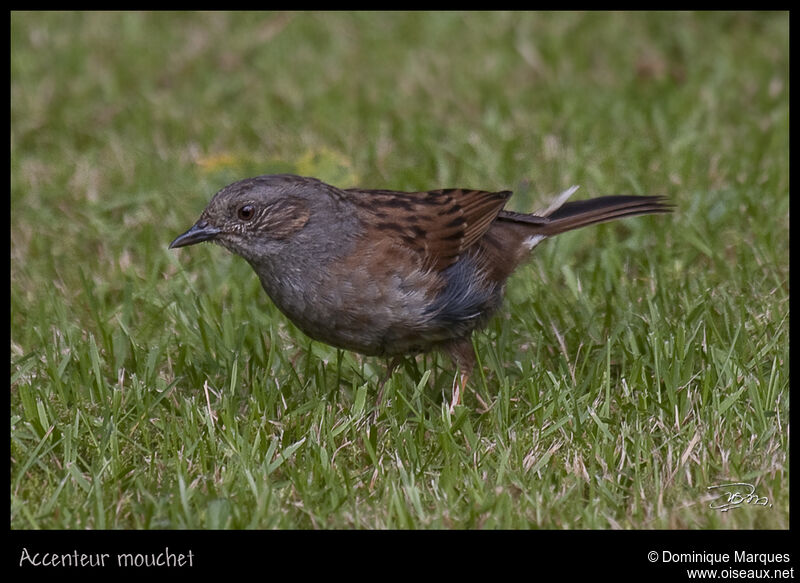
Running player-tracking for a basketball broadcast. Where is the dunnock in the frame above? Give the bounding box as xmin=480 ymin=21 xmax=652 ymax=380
xmin=170 ymin=174 xmax=670 ymax=412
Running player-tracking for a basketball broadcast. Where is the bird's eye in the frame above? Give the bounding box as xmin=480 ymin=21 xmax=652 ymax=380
xmin=237 ymin=204 xmax=255 ymax=221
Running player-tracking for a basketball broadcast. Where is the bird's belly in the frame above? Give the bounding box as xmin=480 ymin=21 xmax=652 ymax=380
xmin=263 ymin=272 xmax=436 ymax=356
xmin=258 ymin=255 xmax=501 ymax=357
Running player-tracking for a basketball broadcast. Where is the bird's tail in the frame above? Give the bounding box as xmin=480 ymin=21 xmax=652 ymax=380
xmin=498 ymin=186 xmax=673 ymax=238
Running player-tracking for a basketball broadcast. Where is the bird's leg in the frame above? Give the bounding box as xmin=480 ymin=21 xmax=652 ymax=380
xmin=450 ymin=370 xmax=470 ymax=414
xmin=446 ymin=338 xmax=476 ymax=413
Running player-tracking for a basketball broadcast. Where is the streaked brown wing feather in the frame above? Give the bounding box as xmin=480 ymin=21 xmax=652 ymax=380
xmin=345 ymin=187 xmax=512 ymax=270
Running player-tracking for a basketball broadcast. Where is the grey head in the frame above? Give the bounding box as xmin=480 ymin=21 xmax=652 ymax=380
xmin=169 ymin=174 xmax=358 ymax=267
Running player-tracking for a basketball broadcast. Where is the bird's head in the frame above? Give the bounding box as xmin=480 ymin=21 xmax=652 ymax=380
xmin=169 ymin=174 xmax=334 ymax=263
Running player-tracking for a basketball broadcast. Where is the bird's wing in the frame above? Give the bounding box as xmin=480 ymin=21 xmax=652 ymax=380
xmin=346 ymin=187 xmax=512 ymax=271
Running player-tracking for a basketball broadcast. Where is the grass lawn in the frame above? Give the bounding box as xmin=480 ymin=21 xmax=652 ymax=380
xmin=11 ymin=11 xmax=788 ymax=530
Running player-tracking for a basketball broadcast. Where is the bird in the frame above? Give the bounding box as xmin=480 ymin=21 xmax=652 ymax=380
xmin=169 ymin=174 xmax=671 ymax=413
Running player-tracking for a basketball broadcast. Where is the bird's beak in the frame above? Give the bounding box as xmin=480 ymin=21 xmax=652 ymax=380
xmin=169 ymin=220 xmax=221 ymax=249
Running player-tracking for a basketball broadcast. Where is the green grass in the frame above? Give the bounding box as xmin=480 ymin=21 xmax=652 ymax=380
xmin=11 ymin=11 xmax=788 ymax=529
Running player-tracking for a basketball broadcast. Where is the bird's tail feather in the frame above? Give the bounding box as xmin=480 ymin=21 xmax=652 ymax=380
xmin=499 ymin=187 xmax=672 ymax=237
xmin=541 ymin=194 xmax=673 ymax=236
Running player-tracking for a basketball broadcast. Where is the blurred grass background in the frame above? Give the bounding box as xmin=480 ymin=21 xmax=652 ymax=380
xmin=11 ymin=11 xmax=788 ymax=529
